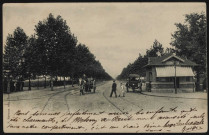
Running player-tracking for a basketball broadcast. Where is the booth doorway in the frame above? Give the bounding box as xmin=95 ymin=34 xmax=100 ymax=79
xmin=174 ymin=77 xmax=180 ymax=88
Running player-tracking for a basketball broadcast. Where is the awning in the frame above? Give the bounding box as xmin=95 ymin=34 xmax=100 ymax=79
xmin=156 ymin=66 xmax=195 ymax=77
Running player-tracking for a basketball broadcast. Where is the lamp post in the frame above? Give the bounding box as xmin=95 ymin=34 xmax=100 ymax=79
xmin=174 ymin=60 xmax=177 ymax=94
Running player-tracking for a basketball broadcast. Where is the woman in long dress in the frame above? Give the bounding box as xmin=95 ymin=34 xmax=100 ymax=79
xmin=119 ymin=83 xmax=125 ymax=97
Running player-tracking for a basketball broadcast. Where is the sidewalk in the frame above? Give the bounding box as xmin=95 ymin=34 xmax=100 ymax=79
xmin=3 ymin=84 xmax=79 ymax=101
xmin=141 ymin=91 xmax=207 ymax=100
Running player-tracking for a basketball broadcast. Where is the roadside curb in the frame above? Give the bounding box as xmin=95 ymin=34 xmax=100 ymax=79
xmin=140 ymin=92 xmax=207 ymax=100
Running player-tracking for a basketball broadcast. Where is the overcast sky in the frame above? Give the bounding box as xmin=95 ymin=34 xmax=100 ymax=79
xmin=3 ymin=3 xmax=206 ymax=78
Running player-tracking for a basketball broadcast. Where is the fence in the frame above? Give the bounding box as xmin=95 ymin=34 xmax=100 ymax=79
xmin=24 ymin=80 xmax=78 ymax=87
xmin=3 ymin=80 xmax=79 ymax=93
xmin=23 ymin=80 xmax=50 ymax=87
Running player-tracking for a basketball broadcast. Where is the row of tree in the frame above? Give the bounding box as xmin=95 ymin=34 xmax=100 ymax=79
xmin=3 ymin=13 xmax=112 ymax=90
xmin=117 ymin=12 xmax=207 ymax=88
xmin=117 ymin=39 xmax=167 ymax=80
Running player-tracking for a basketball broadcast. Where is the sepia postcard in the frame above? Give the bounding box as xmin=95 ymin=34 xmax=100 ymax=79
xmin=2 ymin=2 xmax=207 ymax=133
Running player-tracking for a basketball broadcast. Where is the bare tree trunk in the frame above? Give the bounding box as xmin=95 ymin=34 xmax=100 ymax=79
xmin=51 ymin=76 xmax=53 ymax=91
xmin=44 ymin=76 xmax=46 ymax=88
xmin=20 ymin=81 xmax=22 ymax=91
xmin=55 ymin=75 xmax=58 ymax=81
xmin=196 ymin=73 xmax=200 ymax=91
xmin=64 ymin=76 xmax=66 ymax=89
xmin=37 ymin=76 xmax=39 ymax=90
xmin=71 ymin=78 xmax=74 ymax=87
xmin=28 ymin=76 xmax=31 ymax=90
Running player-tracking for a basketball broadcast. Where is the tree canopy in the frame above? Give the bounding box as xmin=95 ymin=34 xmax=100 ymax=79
xmin=3 ymin=13 xmax=112 ymax=83
xmin=170 ymin=12 xmax=206 ymax=75
xmin=34 ymin=13 xmax=78 ymax=77
xmin=3 ymin=27 xmax=28 ymax=79
xmin=117 ymin=39 xmax=164 ymax=80
xmin=74 ymin=44 xmax=112 ymax=80
xmin=170 ymin=12 xmax=206 ymax=89
xmin=146 ymin=39 xmax=164 ymax=57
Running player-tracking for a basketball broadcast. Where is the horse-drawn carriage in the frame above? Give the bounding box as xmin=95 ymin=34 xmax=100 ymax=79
xmin=84 ymin=78 xmax=96 ymax=93
xmin=80 ymin=77 xmax=96 ymax=95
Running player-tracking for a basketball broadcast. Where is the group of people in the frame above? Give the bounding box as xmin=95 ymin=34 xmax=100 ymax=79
xmin=110 ymin=80 xmax=125 ymax=98
xmin=110 ymin=80 xmax=143 ymax=97
xmin=79 ymin=75 xmax=141 ymax=97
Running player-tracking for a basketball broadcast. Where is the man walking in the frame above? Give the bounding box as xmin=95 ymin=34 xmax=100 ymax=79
xmin=126 ymin=81 xmax=129 ymax=92
xmin=110 ymin=80 xmax=117 ymax=98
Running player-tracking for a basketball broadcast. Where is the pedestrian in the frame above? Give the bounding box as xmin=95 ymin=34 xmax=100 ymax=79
xmin=86 ymin=79 xmax=90 ymax=92
xmin=148 ymin=81 xmax=151 ymax=92
xmin=71 ymin=78 xmax=74 ymax=87
xmin=14 ymin=81 xmax=17 ymax=92
xmin=79 ymin=78 xmax=82 ymax=86
xmin=80 ymin=84 xmax=84 ymax=96
xmin=119 ymin=83 xmax=125 ymax=97
xmin=82 ymin=80 xmax=87 ymax=92
xmin=110 ymin=80 xmax=117 ymax=98
xmin=126 ymin=82 xmax=129 ymax=92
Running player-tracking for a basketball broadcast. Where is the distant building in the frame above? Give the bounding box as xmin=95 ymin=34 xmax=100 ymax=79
xmin=145 ymin=53 xmax=197 ymax=93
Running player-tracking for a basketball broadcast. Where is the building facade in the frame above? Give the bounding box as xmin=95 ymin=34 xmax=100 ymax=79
xmin=145 ymin=53 xmax=197 ymax=93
